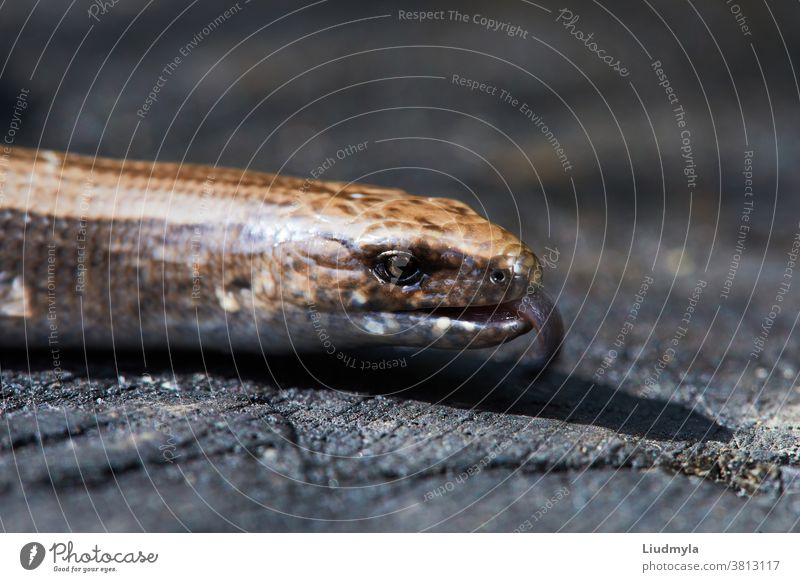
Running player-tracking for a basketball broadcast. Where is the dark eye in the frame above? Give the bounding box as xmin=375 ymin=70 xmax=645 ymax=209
xmin=374 ymin=251 xmax=423 ymax=286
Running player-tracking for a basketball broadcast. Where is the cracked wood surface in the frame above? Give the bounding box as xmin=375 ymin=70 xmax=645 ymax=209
xmin=1 ymin=316 xmax=799 ymax=532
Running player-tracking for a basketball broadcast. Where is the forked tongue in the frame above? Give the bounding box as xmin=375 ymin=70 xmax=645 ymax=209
xmin=517 ymin=286 xmax=564 ymax=365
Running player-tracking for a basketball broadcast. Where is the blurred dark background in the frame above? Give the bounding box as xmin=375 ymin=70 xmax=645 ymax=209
xmin=2 ymin=1 xmax=800 ymax=532
xmin=2 ymin=1 xmax=799 ymax=310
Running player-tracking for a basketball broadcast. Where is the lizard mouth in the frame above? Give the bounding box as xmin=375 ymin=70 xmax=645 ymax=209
xmin=398 ymin=287 xmax=564 ymax=361
xmin=344 ymin=283 xmax=563 ymax=365
xmin=419 ymin=297 xmax=531 ymax=326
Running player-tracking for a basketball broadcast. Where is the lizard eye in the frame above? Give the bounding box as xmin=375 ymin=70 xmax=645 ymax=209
xmin=374 ymin=251 xmax=423 ymax=286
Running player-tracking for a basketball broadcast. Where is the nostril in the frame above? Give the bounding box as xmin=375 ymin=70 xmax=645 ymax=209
xmin=490 ymin=269 xmax=507 ymax=284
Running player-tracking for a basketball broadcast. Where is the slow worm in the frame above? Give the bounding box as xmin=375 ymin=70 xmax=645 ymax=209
xmin=0 ymin=147 xmax=562 ymax=362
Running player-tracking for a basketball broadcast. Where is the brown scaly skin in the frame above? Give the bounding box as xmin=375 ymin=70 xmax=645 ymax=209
xmin=0 ymin=147 xmax=562 ymax=360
